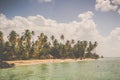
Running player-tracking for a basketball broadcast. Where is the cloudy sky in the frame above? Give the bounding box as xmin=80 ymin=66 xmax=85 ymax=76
xmin=0 ymin=0 xmax=120 ymax=57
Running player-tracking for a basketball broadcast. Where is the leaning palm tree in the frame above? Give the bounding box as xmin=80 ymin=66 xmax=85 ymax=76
xmin=87 ymin=41 xmax=97 ymax=53
xmin=85 ymin=41 xmax=98 ymax=58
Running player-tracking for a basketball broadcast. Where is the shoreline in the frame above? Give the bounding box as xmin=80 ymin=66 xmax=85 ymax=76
xmin=6 ymin=58 xmax=95 ymax=66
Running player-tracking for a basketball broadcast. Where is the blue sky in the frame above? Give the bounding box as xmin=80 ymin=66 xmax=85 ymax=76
xmin=0 ymin=0 xmax=120 ymax=36
xmin=0 ymin=0 xmax=120 ymax=57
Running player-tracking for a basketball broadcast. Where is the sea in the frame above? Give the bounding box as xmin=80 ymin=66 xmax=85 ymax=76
xmin=0 ymin=58 xmax=120 ymax=80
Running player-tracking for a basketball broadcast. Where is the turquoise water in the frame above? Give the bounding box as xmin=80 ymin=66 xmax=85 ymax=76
xmin=0 ymin=58 xmax=120 ymax=80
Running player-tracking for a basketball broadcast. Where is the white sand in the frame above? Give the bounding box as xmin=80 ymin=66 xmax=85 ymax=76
xmin=7 ymin=58 xmax=94 ymax=66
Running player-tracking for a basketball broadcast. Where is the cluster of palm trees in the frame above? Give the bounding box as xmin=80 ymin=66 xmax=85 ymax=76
xmin=0 ymin=30 xmax=99 ymax=61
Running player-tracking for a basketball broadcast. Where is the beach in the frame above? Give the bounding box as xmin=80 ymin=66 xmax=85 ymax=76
xmin=6 ymin=59 xmax=94 ymax=66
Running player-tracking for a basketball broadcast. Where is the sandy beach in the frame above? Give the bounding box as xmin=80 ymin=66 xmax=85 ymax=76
xmin=6 ymin=59 xmax=94 ymax=66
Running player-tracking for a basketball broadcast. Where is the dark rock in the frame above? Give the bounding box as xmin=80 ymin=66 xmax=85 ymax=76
xmin=0 ymin=61 xmax=15 ymax=69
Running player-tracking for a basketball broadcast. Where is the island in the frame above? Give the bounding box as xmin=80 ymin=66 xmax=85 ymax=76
xmin=0 ymin=30 xmax=100 ymax=68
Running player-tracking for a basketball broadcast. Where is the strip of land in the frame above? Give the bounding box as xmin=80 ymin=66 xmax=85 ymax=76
xmin=6 ymin=59 xmax=94 ymax=66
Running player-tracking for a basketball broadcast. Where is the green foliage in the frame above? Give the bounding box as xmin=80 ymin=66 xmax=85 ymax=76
xmin=0 ymin=30 xmax=100 ymax=60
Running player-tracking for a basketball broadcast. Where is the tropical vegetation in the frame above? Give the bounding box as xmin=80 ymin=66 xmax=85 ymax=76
xmin=0 ymin=30 xmax=99 ymax=61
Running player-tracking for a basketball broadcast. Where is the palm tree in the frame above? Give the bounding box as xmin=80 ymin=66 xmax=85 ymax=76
xmin=0 ymin=29 xmax=100 ymax=60
xmin=20 ymin=30 xmax=34 ymax=59
xmin=8 ymin=30 xmax=19 ymax=59
xmin=93 ymin=41 xmax=98 ymax=53
xmin=60 ymin=34 xmax=64 ymax=44
xmin=24 ymin=30 xmax=34 ymax=49
xmin=53 ymin=39 xmax=58 ymax=47
xmin=73 ymin=41 xmax=78 ymax=58
xmin=0 ymin=31 xmax=4 ymax=49
xmin=74 ymin=41 xmax=88 ymax=59
xmin=17 ymin=35 xmax=26 ymax=59
xmin=71 ymin=39 xmax=75 ymax=44
xmin=3 ymin=41 xmax=12 ymax=60
xmin=0 ymin=31 xmax=4 ymax=47
xmin=85 ymin=41 xmax=98 ymax=58
xmin=51 ymin=35 xmax=55 ymax=46
xmin=0 ymin=31 xmax=4 ymax=60
xmin=82 ymin=41 xmax=88 ymax=59
xmin=8 ymin=30 xmax=19 ymax=46
xmin=87 ymin=41 xmax=97 ymax=53
xmin=60 ymin=34 xmax=66 ymax=58
xmin=94 ymin=41 xmax=98 ymax=49
xmin=52 ymin=39 xmax=61 ymax=58
xmin=51 ymin=35 xmax=55 ymax=41
xmin=64 ymin=40 xmax=71 ymax=58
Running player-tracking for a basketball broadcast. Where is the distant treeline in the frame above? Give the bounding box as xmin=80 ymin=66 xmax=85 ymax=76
xmin=0 ymin=30 xmax=99 ymax=60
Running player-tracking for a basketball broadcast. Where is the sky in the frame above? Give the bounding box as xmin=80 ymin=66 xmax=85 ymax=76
xmin=0 ymin=0 xmax=120 ymax=57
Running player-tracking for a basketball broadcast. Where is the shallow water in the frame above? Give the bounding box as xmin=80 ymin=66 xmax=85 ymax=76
xmin=0 ymin=58 xmax=120 ymax=80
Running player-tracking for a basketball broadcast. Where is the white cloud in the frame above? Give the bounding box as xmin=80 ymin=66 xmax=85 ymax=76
xmin=37 ymin=0 xmax=53 ymax=3
xmin=95 ymin=0 xmax=118 ymax=12
xmin=30 ymin=0 xmax=53 ymax=3
xmin=78 ymin=11 xmax=94 ymax=21
xmin=100 ymin=27 xmax=120 ymax=57
xmin=112 ymin=0 xmax=120 ymax=5
xmin=95 ymin=0 xmax=120 ymax=15
xmin=0 ymin=11 xmax=120 ymax=57
xmin=118 ymin=9 xmax=120 ymax=14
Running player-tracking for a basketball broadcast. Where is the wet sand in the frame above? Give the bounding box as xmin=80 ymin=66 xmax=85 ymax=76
xmin=7 ymin=59 xmax=94 ymax=66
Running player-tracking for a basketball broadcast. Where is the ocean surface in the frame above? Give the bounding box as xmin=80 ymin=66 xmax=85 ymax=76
xmin=0 ymin=58 xmax=120 ymax=80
